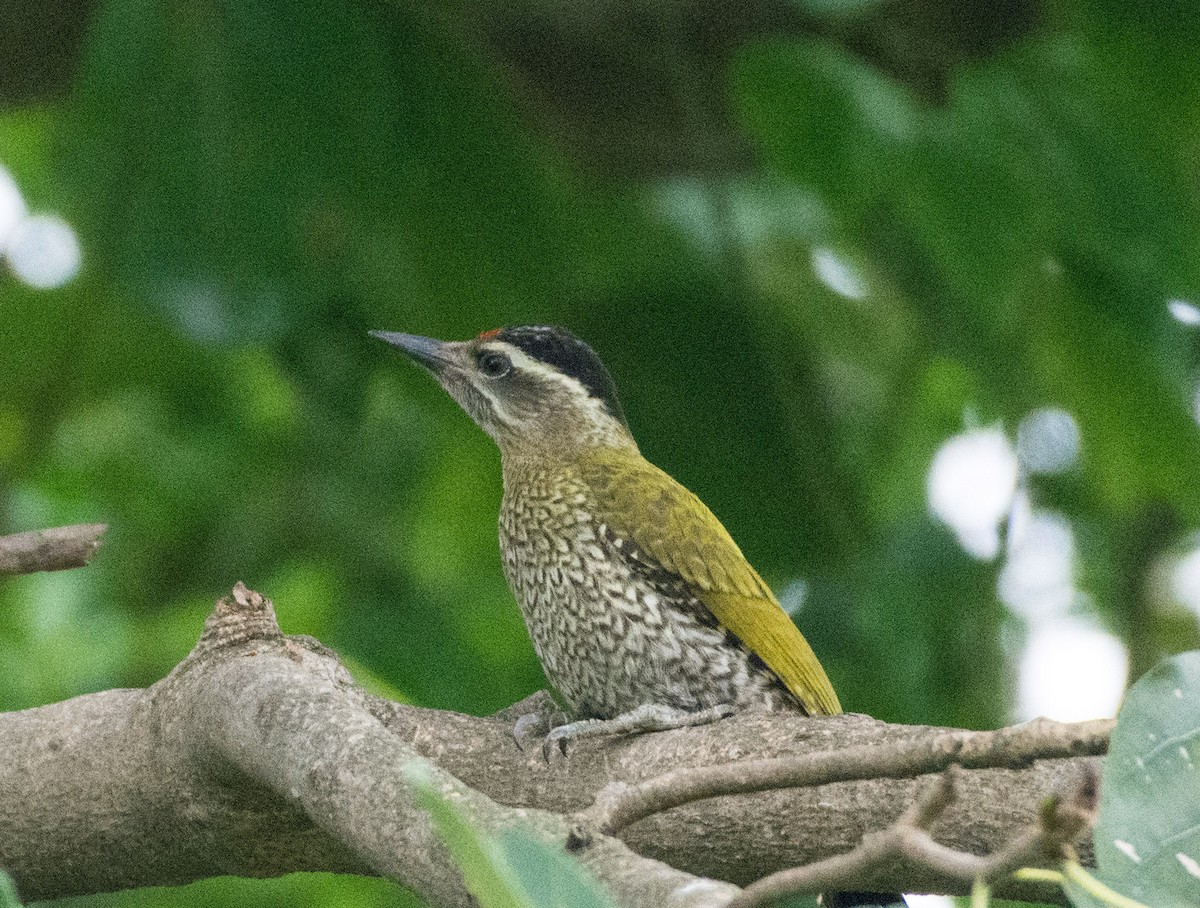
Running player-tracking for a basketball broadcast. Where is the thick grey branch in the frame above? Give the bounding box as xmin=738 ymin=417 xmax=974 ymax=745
xmin=586 ymin=714 xmax=1112 ymax=833
xmin=0 ymin=584 xmax=734 ymax=908
xmin=1 ymin=582 xmax=1103 ymax=905
xmin=0 ymin=523 xmax=107 ymax=576
xmin=366 ymin=698 xmax=1099 ymax=902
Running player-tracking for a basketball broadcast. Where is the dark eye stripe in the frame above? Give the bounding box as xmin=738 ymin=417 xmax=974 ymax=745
xmin=493 ymin=326 xmax=625 ymax=425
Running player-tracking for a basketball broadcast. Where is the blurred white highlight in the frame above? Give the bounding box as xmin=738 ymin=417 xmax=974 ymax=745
xmin=903 ymin=896 xmax=951 ymax=908
xmin=1000 ymin=511 xmax=1076 ymax=619
xmin=7 ymin=214 xmax=82 ymax=289
xmin=1016 ymin=408 xmax=1080 ymax=475
xmin=811 ymin=246 xmax=868 ymax=300
xmin=927 ymin=415 xmax=1127 ymax=723
xmin=927 ymin=427 xmax=1018 ymax=560
xmin=0 ymin=165 xmax=26 ymax=253
xmin=1017 ymin=617 xmax=1128 ymax=722
xmin=1169 ymin=298 xmax=1200 ymax=326
xmin=0 ymin=162 xmax=82 ymax=290
xmin=1171 ymin=545 xmax=1200 ymax=617
xmin=1003 ymin=505 xmax=1127 ymax=722
xmin=1114 ymin=839 xmax=1141 ymax=863
xmin=778 ymin=579 xmax=809 ymax=618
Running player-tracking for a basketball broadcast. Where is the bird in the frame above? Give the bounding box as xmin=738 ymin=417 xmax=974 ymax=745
xmin=374 ymin=325 xmax=901 ymax=908
xmin=372 ymin=324 xmax=841 ymax=737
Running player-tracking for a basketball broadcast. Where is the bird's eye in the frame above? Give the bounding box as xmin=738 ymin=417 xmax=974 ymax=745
xmin=477 ymin=351 xmax=512 ymax=378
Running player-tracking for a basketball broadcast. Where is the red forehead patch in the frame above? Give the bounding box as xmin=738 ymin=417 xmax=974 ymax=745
xmin=477 ymin=327 xmax=502 ymax=340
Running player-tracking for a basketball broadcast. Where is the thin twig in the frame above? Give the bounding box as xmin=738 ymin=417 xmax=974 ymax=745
xmin=724 ymin=766 xmax=1098 ymax=908
xmin=724 ymin=771 xmax=960 ymax=907
xmin=588 ymin=717 xmax=1112 ymax=834
xmin=0 ymin=524 xmax=108 ymax=577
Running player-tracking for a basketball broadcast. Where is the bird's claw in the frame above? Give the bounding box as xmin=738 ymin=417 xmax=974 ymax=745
xmin=512 ymin=711 xmax=574 ymax=761
xmin=536 ymin=703 xmax=738 ymax=763
xmin=542 ymin=728 xmax=570 ymax=762
xmin=513 ymin=712 xmax=550 ymax=752
xmin=540 ymin=719 xmax=602 ymax=762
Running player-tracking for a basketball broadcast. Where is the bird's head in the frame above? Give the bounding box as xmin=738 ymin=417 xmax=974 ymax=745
xmin=372 ymin=325 xmax=636 ymax=457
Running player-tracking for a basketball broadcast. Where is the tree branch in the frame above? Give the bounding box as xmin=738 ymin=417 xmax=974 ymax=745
xmin=727 ymin=765 xmax=1098 ymax=907
xmin=360 ymin=695 xmax=1099 ymax=901
xmin=585 ymin=714 xmax=1112 ymax=834
xmin=0 ymin=583 xmax=736 ymax=908
xmin=0 ymin=523 xmax=108 ymax=576
xmin=0 ymin=581 xmax=1105 ymax=905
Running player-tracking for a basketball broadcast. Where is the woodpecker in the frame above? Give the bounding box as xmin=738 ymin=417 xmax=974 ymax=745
xmin=373 ymin=324 xmax=841 ymax=737
xmin=375 ymin=326 xmax=902 ymax=907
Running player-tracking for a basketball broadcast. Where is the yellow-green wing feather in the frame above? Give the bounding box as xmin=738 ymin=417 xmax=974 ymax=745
xmin=583 ymin=452 xmax=842 ymax=716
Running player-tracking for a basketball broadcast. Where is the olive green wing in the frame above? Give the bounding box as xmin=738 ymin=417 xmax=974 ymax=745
xmin=583 ymin=453 xmax=842 ymax=716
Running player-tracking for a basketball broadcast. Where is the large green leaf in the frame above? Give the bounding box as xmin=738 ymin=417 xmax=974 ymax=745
xmin=733 ymin=39 xmax=916 ymax=216
xmin=495 ymin=831 xmax=620 ymax=908
xmin=1062 ymin=864 xmax=1142 ymax=908
xmin=409 ymin=768 xmax=531 ymax=908
xmin=66 ymin=0 xmax=582 ymax=339
xmin=1062 ymin=880 xmax=1108 ymax=908
xmin=1092 ymin=652 xmax=1200 ymax=906
xmin=409 ymin=766 xmax=618 ymax=908
xmin=0 ymin=870 xmax=21 ymax=908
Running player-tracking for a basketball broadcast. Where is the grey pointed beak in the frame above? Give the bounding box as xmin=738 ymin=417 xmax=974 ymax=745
xmin=370 ymin=331 xmax=452 ymax=373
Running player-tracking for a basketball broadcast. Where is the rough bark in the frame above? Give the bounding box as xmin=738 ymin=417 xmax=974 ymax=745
xmin=369 ymin=694 xmax=1097 ymax=901
xmin=0 ymin=585 xmax=735 ymax=908
xmin=0 ymin=582 xmax=1101 ymax=906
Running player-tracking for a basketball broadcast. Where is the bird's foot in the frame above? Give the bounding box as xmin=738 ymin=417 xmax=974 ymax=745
xmin=513 ymin=712 xmax=552 ymax=751
xmin=542 ymin=702 xmax=735 ymax=761
xmin=505 ymin=692 xmax=569 ymax=752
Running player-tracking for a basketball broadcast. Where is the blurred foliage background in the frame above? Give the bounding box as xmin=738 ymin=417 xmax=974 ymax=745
xmin=3 ymin=0 xmax=1200 ymax=906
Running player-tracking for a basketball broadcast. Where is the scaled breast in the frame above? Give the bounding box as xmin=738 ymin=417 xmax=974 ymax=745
xmin=498 ymin=464 xmax=788 ymax=720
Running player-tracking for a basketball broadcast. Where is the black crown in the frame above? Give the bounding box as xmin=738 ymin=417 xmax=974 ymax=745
xmin=496 ymin=326 xmax=626 ymax=425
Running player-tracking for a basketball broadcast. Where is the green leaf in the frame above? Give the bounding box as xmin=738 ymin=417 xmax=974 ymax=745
xmin=408 ymin=767 xmax=531 ymax=908
xmin=732 ymin=39 xmax=917 ymax=213
xmin=0 ymin=870 xmax=22 ymax=908
xmin=1063 ymin=880 xmax=1106 ymax=908
xmin=1022 ymin=270 xmax=1200 ymax=527
xmin=1063 ymin=882 xmax=1109 ymax=908
xmin=1062 ymin=864 xmax=1144 ymax=908
xmin=409 ymin=765 xmax=618 ymax=908
xmin=1093 ymin=652 xmax=1200 ymax=906
xmin=495 ymin=831 xmax=619 ymax=908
